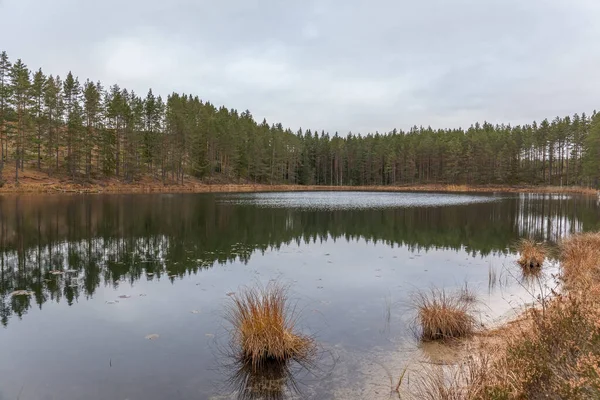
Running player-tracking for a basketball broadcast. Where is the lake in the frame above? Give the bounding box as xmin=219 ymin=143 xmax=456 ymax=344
xmin=0 ymin=191 xmax=599 ymax=399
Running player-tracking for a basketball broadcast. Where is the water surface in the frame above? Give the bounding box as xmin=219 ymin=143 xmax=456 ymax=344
xmin=0 ymin=191 xmax=598 ymax=399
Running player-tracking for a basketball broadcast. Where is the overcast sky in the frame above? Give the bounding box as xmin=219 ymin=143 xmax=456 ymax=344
xmin=1 ymin=0 xmax=600 ymax=133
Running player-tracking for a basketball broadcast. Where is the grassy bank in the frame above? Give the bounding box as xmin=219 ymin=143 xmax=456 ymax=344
xmin=412 ymin=232 xmax=600 ymax=399
xmin=0 ymin=167 xmax=597 ymax=195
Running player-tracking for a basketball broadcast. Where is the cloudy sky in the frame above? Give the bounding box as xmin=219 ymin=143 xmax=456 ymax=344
xmin=1 ymin=0 xmax=600 ymax=133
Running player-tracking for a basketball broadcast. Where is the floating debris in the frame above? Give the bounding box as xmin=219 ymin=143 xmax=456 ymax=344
xmin=11 ymin=290 xmax=33 ymax=297
xmin=49 ymin=270 xmax=64 ymax=275
xmin=190 ymin=310 xmax=201 ymax=314
xmin=139 ymin=293 xmax=147 ymax=297
xmin=205 ymin=333 xmax=214 ymax=338
xmin=226 ymin=292 xmax=236 ymax=297
xmin=65 ymin=269 xmax=78 ymax=274
xmin=105 ymin=300 xmax=119 ymax=305
xmin=169 ymin=275 xmax=177 ymax=278
xmin=145 ymin=334 xmax=160 ymax=340
xmin=118 ymin=295 xmax=131 ymax=299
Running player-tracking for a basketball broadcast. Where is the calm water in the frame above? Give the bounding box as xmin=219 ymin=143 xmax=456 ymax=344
xmin=0 ymin=191 xmax=599 ymax=399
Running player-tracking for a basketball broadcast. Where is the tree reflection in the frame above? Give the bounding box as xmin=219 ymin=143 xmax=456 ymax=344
xmin=0 ymin=193 xmax=598 ymax=326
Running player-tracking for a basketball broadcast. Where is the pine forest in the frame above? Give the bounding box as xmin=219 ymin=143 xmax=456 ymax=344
xmin=0 ymin=50 xmax=599 ymax=188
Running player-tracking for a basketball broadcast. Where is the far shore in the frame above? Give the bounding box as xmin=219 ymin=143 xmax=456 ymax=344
xmin=1 ymin=180 xmax=598 ymax=196
xmin=0 ymin=168 xmax=598 ymax=195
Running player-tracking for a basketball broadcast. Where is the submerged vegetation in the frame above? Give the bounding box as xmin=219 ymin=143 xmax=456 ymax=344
xmin=414 ymin=288 xmax=476 ymax=341
xmin=225 ymin=282 xmax=315 ymax=371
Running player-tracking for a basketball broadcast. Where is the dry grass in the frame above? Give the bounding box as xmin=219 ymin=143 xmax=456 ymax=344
xmin=560 ymin=232 xmax=600 ymax=288
xmin=226 ymin=282 xmax=314 ymax=371
xmin=473 ymin=293 xmax=600 ymax=399
xmin=516 ymin=238 xmax=547 ymax=270
xmin=414 ymin=289 xmax=476 ymax=341
xmin=417 ymin=232 xmax=600 ymax=399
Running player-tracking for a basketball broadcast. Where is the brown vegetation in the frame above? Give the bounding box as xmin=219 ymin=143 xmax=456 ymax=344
xmin=413 ymin=232 xmax=600 ymax=399
xmin=1 ymin=166 xmax=598 ymax=195
xmin=226 ymin=282 xmax=314 ymax=371
xmin=414 ymin=289 xmax=476 ymax=341
xmin=516 ymin=238 xmax=548 ymax=269
xmin=560 ymin=232 xmax=600 ymax=288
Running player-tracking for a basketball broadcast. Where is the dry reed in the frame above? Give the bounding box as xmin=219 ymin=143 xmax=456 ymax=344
xmin=560 ymin=232 xmax=600 ymax=288
xmin=516 ymin=238 xmax=547 ymax=269
xmin=428 ymin=232 xmax=600 ymax=399
xmin=226 ymin=282 xmax=314 ymax=371
xmin=414 ymin=288 xmax=476 ymax=341
xmin=459 ymin=282 xmax=477 ymax=303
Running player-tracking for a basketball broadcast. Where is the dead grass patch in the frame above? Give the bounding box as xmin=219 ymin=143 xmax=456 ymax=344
xmin=414 ymin=289 xmax=476 ymax=341
xmin=560 ymin=232 xmax=600 ymax=288
xmin=516 ymin=239 xmax=548 ymax=270
xmin=426 ymin=232 xmax=600 ymax=399
xmin=226 ymin=282 xmax=315 ymax=371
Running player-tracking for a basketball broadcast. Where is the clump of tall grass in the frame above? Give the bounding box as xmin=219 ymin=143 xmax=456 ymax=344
xmin=560 ymin=232 xmax=600 ymax=288
xmin=414 ymin=288 xmax=476 ymax=341
xmin=516 ymin=238 xmax=547 ymax=269
xmin=226 ymin=282 xmax=315 ymax=371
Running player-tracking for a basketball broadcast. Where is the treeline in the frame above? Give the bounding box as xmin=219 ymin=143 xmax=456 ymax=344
xmin=1 ymin=50 xmax=600 ymax=187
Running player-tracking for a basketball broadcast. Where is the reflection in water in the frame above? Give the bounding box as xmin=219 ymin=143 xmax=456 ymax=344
xmin=226 ymin=359 xmax=301 ymax=400
xmin=0 ymin=193 xmax=598 ymax=327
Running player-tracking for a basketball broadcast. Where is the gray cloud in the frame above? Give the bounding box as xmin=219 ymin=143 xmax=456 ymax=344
xmin=1 ymin=0 xmax=599 ymax=132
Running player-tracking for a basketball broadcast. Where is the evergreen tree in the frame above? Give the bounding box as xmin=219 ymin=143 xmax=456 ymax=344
xmin=583 ymin=112 xmax=600 ymax=188
xmin=9 ymin=59 xmax=31 ymax=182
xmin=0 ymin=51 xmax=12 ymax=184
xmin=30 ymin=68 xmax=46 ymax=170
xmin=83 ymin=80 xmax=102 ymax=179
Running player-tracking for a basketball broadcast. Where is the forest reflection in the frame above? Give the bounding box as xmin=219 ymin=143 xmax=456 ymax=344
xmin=0 ymin=193 xmax=598 ymax=326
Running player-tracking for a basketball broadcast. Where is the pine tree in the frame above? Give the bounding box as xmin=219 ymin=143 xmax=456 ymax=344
xmin=63 ymin=72 xmax=83 ymax=177
xmin=583 ymin=112 xmax=600 ymax=188
xmin=43 ymin=75 xmax=63 ymax=173
xmin=31 ymin=68 xmax=46 ymax=170
xmin=9 ymin=59 xmax=31 ymax=183
xmin=0 ymin=51 xmax=12 ymax=184
xmin=83 ymin=80 xmax=102 ymax=179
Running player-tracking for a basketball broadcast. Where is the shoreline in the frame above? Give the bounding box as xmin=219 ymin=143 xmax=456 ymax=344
xmin=0 ymin=178 xmax=597 ymax=196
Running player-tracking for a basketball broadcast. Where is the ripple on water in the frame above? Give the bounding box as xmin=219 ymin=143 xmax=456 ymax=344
xmin=217 ymin=191 xmax=500 ymax=210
